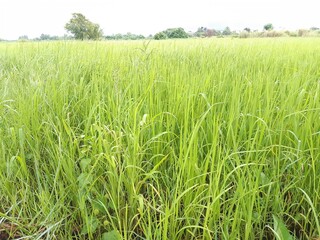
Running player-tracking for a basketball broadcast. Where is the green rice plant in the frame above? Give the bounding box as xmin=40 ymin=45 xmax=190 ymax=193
xmin=0 ymin=38 xmax=319 ymax=239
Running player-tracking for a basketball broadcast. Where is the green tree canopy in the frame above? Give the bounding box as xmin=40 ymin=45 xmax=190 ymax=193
xmin=164 ymin=28 xmax=189 ymax=38
xmin=154 ymin=28 xmax=188 ymax=40
xmin=154 ymin=32 xmax=168 ymax=40
xmin=65 ymin=13 xmax=103 ymax=40
xmin=222 ymin=27 xmax=231 ymax=35
xmin=264 ymin=23 xmax=274 ymax=31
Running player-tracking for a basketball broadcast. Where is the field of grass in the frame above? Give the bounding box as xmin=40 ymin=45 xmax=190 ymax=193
xmin=0 ymin=38 xmax=320 ymax=239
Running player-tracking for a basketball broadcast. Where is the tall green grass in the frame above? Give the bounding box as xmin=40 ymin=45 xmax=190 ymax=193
xmin=0 ymin=38 xmax=319 ymax=239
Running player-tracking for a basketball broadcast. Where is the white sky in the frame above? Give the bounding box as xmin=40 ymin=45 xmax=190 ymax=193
xmin=0 ymin=0 xmax=319 ymax=40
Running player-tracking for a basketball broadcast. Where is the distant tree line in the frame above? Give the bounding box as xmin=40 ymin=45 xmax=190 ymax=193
xmin=35 ymin=34 xmax=73 ymax=41
xmin=2 ymin=13 xmax=319 ymax=41
xmin=15 ymin=34 xmax=73 ymax=42
xmin=105 ymin=33 xmax=146 ymax=40
xmin=193 ymin=26 xmax=233 ymax=37
xmin=10 ymin=26 xmax=320 ymax=42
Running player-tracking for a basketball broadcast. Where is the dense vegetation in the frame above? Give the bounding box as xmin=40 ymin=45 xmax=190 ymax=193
xmin=0 ymin=38 xmax=319 ymax=239
xmin=154 ymin=28 xmax=189 ymax=40
xmin=4 ymin=24 xmax=319 ymax=42
xmin=65 ymin=13 xmax=103 ymax=40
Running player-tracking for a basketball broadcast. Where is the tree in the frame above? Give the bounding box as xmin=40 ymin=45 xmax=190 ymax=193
xmin=205 ymin=29 xmax=218 ymax=37
xmin=18 ymin=35 xmax=29 ymax=40
xmin=105 ymin=33 xmax=145 ymax=40
xmin=154 ymin=28 xmax=188 ymax=40
xmin=194 ymin=27 xmax=217 ymax=38
xmin=222 ymin=27 xmax=231 ymax=35
xmin=264 ymin=23 xmax=274 ymax=31
xmin=244 ymin=27 xmax=251 ymax=32
xmin=164 ymin=28 xmax=189 ymax=39
xmin=194 ymin=27 xmax=207 ymax=37
xmin=38 ymin=34 xmax=59 ymax=41
xmin=40 ymin=34 xmax=51 ymax=40
xmin=154 ymin=32 xmax=168 ymax=40
xmin=65 ymin=13 xmax=103 ymax=40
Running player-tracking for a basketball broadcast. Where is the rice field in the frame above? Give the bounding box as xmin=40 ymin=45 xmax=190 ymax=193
xmin=0 ymin=38 xmax=320 ymax=239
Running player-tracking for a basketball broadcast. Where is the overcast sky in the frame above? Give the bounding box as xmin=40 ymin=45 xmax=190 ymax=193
xmin=0 ymin=0 xmax=319 ymax=40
